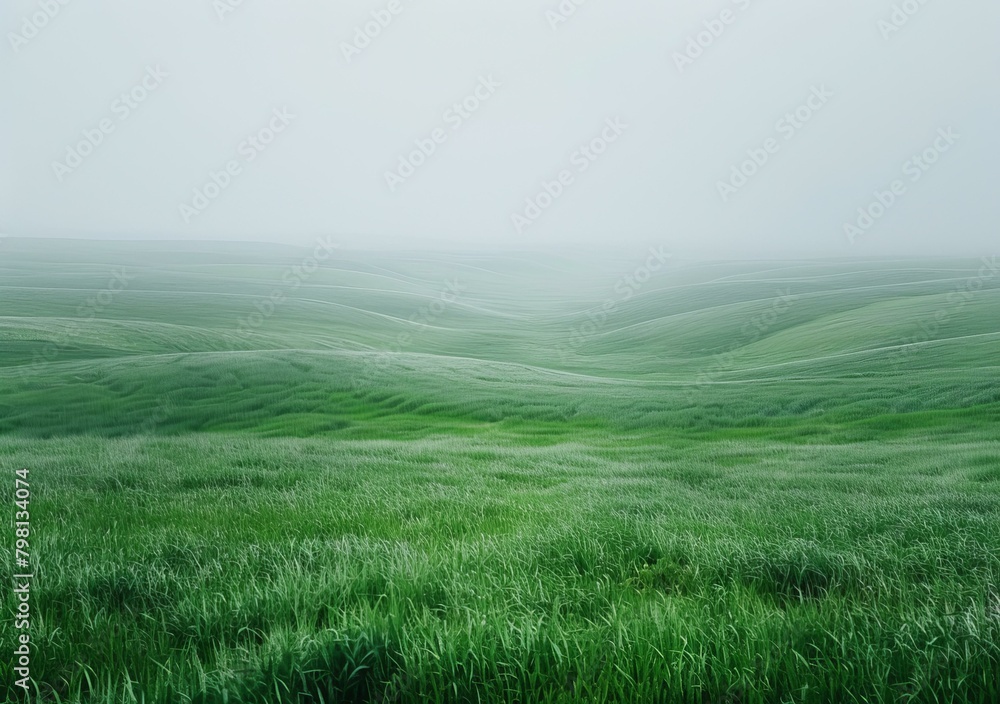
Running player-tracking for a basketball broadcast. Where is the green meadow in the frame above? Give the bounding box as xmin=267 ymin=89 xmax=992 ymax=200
xmin=1 ymin=238 xmax=998 ymax=703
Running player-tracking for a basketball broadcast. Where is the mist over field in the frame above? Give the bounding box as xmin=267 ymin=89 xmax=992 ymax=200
xmin=2 ymin=2 xmax=999 ymax=703
xmin=2 ymin=0 xmax=999 ymax=256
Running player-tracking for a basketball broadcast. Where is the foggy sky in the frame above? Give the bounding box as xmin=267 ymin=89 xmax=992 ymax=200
xmin=1 ymin=0 xmax=998 ymax=257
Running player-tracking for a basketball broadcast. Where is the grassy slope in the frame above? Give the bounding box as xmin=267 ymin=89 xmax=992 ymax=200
xmin=0 ymin=239 xmax=998 ymax=702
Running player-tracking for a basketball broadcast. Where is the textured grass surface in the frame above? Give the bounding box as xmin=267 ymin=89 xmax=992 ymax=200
xmin=1 ymin=239 xmax=998 ymax=702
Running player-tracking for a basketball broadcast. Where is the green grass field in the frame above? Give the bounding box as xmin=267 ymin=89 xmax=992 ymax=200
xmin=1 ymin=238 xmax=998 ymax=703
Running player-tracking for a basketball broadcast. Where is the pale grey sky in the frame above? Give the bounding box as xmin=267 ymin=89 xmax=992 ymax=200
xmin=1 ymin=0 xmax=997 ymax=257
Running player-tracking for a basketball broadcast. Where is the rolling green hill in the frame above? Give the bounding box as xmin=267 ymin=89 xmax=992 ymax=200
xmin=2 ymin=240 xmax=998 ymax=438
xmin=1 ymin=239 xmax=998 ymax=703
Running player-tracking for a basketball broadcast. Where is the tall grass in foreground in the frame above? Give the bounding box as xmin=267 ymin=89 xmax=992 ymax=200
xmin=2 ymin=433 xmax=998 ymax=703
